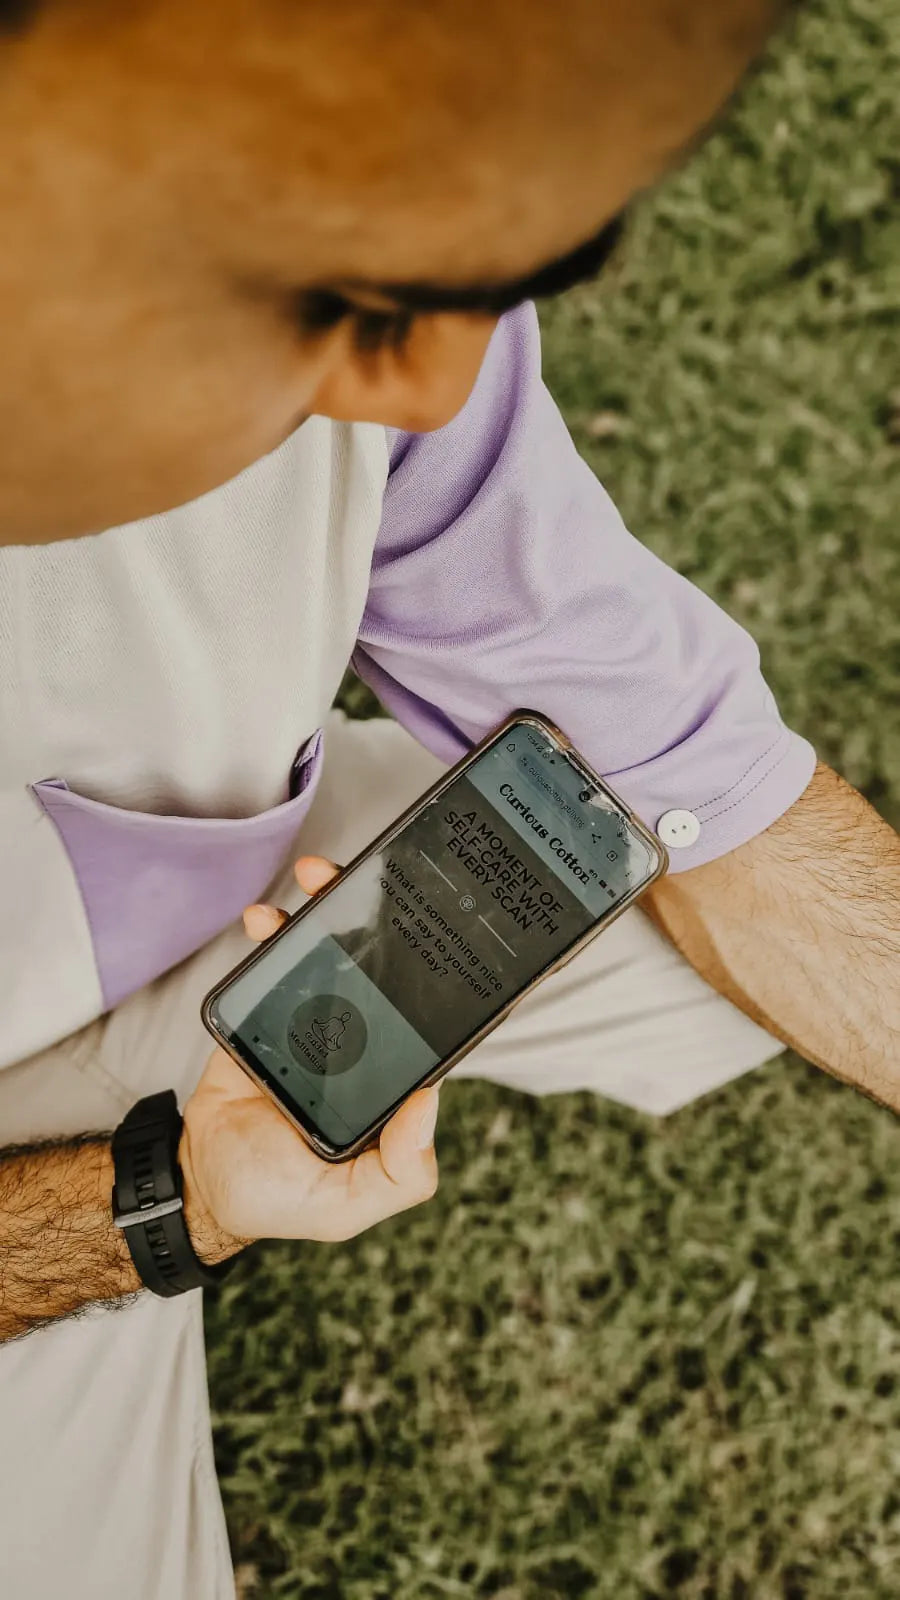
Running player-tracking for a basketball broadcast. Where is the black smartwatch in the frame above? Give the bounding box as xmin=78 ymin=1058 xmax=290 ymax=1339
xmin=111 ymin=1089 xmax=237 ymax=1297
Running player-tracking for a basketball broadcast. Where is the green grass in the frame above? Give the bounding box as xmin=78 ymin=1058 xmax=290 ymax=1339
xmin=206 ymin=2 xmax=900 ymax=1594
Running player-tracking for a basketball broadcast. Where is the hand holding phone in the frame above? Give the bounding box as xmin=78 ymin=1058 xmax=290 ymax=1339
xmin=204 ymin=713 xmax=667 ymax=1162
xmin=178 ymin=1044 xmax=439 ymax=1263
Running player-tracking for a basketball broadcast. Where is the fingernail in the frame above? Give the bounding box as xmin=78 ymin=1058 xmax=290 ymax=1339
xmin=416 ymin=1091 xmax=439 ymax=1150
xmin=248 ymin=904 xmax=282 ymax=931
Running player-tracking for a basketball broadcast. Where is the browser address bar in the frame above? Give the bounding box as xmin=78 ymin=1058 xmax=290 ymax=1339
xmin=518 ymin=754 xmax=585 ymax=830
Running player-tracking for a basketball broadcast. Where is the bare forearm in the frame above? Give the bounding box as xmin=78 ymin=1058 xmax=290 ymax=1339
xmin=646 ymin=763 xmax=900 ymax=1110
xmin=0 ymin=1136 xmax=141 ymax=1343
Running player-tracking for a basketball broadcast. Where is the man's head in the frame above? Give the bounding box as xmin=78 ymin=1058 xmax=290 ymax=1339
xmin=0 ymin=0 xmax=788 ymax=542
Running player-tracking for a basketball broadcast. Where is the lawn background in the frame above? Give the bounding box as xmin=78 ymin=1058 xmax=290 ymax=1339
xmin=206 ymin=1 xmax=900 ymax=1594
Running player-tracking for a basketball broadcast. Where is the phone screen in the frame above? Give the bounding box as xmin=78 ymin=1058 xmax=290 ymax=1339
xmin=208 ymin=720 xmax=661 ymax=1152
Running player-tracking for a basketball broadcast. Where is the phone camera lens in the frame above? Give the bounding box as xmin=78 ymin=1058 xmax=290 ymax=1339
xmin=579 ymin=788 xmax=593 ymax=803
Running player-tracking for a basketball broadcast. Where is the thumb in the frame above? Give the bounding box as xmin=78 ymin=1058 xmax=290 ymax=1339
xmin=378 ymin=1086 xmax=440 ymax=1187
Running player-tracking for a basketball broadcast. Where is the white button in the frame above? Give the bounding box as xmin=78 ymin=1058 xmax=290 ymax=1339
xmin=656 ymin=809 xmax=701 ymax=849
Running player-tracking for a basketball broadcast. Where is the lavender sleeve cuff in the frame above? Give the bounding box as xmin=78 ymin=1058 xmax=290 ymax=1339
xmin=356 ymin=304 xmax=816 ymax=872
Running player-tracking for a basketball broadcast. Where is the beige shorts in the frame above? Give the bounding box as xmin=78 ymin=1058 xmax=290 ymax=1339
xmin=0 ymin=713 xmax=781 ymax=1599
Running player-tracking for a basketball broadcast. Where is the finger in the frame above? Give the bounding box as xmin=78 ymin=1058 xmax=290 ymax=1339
xmin=380 ymin=1086 xmax=441 ymax=1173
xmin=304 ymin=1088 xmax=440 ymax=1241
xmin=193 ymin=1052 xmax=439 ymax=1243
xmin=242 ymin=903 xmax=289 ymax=941
xmin=294 ymin=854 xmax=341 ymax=896
xmin=356 ymin=1087 xmax=440 ymax=1217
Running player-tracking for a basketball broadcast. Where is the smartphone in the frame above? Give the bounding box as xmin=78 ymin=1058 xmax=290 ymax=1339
xmin=202 ymin=712 xmax=667 ymax=1161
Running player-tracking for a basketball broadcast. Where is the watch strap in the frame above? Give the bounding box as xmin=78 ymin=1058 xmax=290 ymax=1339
xmin=111 ymin=1089 xmax=235 ymax=1297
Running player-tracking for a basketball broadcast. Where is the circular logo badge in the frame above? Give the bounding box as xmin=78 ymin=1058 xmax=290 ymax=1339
xmin=287 ymin=995 xmax=368 ymax=1076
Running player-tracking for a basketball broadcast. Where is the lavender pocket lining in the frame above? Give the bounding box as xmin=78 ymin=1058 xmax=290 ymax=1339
xmin=33 ymin=731 xmax=323 ymax=1011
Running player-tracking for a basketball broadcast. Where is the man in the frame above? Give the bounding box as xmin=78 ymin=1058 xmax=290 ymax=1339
xmin=0 ymin=0 xmax=897 ymax=1594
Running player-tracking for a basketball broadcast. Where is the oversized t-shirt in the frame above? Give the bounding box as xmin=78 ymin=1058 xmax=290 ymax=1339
xmin=0 ymin=304 xmax=816 ymax=1072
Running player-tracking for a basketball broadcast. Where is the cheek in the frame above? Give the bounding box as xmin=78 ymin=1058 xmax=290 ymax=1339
xmin=0 ymin=291 xmax=326 ymax=542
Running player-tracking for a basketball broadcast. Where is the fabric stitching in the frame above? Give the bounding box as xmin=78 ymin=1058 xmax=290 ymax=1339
xmin=63 ymin=1019 xmax=108 ymax=1076
xmin=692 ymin=728 xmax=788 ymax=815
xmin=74 ymin=1044 xmax=140 ymax=1116
xmin=701 ymin=743 xmax=799 ymax=824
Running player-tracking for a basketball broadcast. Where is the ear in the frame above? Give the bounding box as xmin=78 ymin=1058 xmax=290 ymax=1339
xmin=310 ymin=312 xmax=497 ymax=432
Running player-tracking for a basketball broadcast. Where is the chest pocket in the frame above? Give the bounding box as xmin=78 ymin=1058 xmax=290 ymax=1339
xmin=33 ymin=731 xmax=323 ymax=1012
